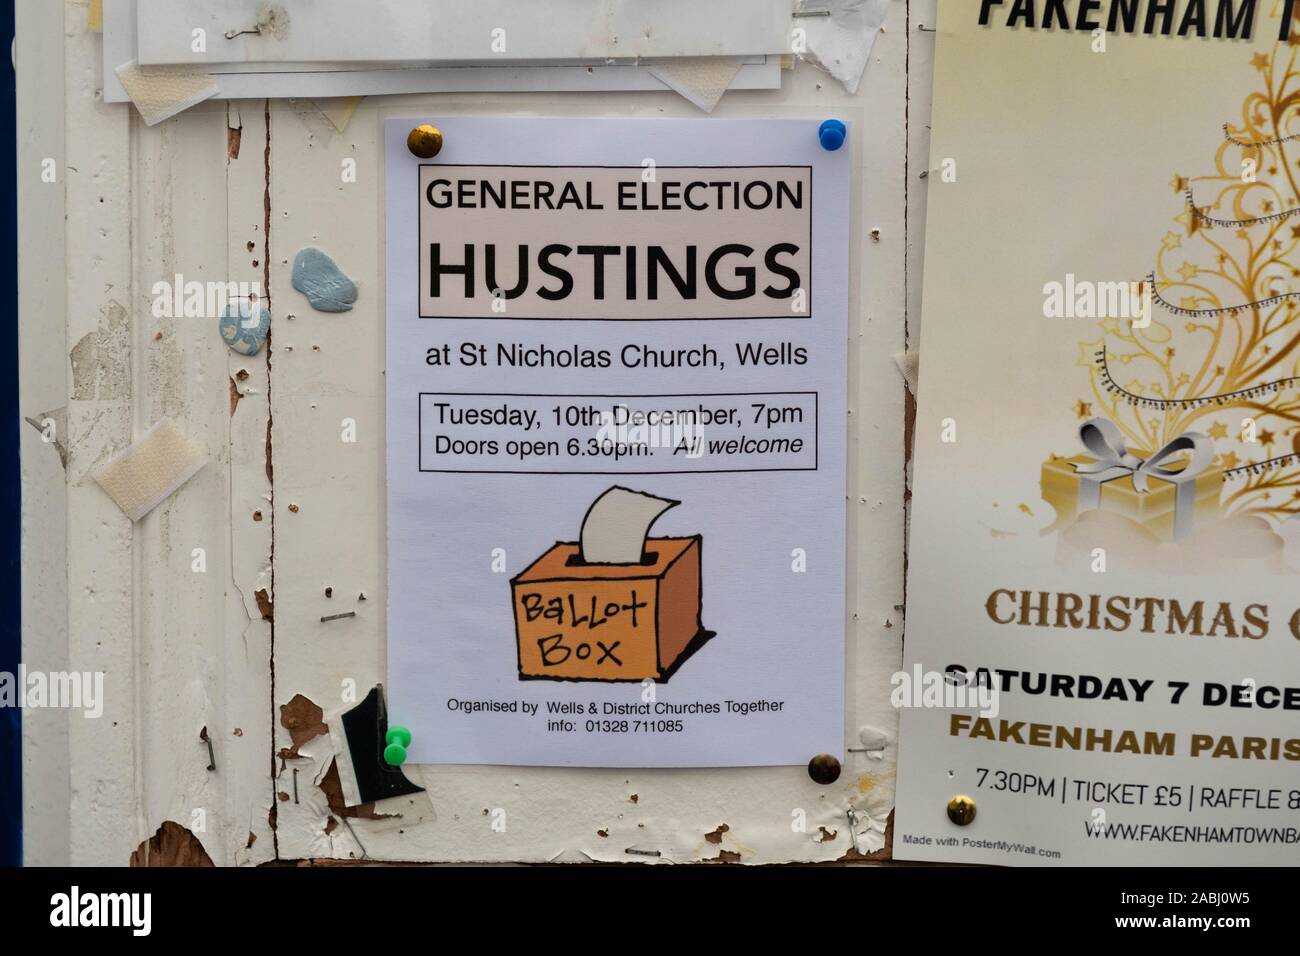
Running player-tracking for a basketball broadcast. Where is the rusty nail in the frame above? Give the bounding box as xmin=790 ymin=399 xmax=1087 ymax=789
xmin=199 ymin=726 xmax=216 ymax=771
xmin=321 ymin=611 xmax=357 ymax=623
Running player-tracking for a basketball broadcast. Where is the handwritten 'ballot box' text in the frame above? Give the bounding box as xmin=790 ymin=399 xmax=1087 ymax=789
xmin=511 ymin=537 xmax=706 ymax=682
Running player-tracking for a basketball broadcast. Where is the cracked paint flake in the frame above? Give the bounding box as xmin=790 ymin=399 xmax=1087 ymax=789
xmin=70 ymin=301 xmax=130 ymax=401
xmin=254 ymin=587 xmax=273 ymax=622
xmin=275 ymin=695 xmax=396 ymax=831
xmin=278 ymin=694 xmax=326 ymax=758
xmin=840 ymin=809 xmax=891 ymax=860
xmin=130 ymin=821 xmax=214 ymax=867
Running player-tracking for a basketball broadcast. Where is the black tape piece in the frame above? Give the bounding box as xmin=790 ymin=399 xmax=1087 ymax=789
xmin=340 ymin=685 xmax=425 ymax=805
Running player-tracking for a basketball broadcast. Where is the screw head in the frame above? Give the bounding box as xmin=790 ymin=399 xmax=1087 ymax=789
xmin=407 ymin=124 xmax=443 ymax=159
xmin=947 ymin=794 xmax=976 ymax=826
xmin=807 ymin=753 xmax=842 ymax=785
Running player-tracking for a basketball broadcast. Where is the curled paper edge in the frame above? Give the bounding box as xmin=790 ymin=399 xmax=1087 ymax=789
xmin=794 ymin=0 xmax=890 ymax=95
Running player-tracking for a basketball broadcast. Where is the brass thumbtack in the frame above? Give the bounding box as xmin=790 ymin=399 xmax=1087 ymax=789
xmin=807 ymin=753 xmax=841 ymax=785
xmin=947 ymin=794 xmax=976 ymax=826
xmin=407 ymin=125 xmax=444 ymax=159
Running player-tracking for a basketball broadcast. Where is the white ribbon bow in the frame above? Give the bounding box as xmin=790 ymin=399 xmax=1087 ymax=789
xmin=1071 ymin=418 xmax=1213 ymax=539
xmin=1074 ymin=418 xmax=1212 ymax=494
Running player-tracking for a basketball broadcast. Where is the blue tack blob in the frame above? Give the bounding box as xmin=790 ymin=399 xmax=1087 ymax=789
xmin=818 ymin=119 xmax=847 ymax=151
xmin=292 ymin=247 xmax=358 ymax=313
xmin=219 ymin=301 xmax=271 ymax=356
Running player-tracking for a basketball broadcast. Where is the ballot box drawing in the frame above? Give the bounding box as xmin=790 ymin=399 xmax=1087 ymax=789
xmin=511 ymin=487 xmax=714 ymax=682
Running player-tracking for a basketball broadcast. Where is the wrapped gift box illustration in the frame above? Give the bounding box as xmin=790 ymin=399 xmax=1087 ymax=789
xmin=1041 ymin=418 xmax=1221 ymax=542
xmin=511 ymin=486 xmax=712 ymax=683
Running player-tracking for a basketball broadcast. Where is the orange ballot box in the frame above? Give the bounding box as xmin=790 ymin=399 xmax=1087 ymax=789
xmin=512 ymin=537 xmax=708 ymax=683
xmin=511 ymin=486 xmax=711 ymax=683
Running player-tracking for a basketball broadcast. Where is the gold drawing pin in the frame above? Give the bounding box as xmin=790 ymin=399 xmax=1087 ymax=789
xmin=947 ymin=794 xmax=976 ymax=826
xmin=408 ymin=125 xmax=444 ymax=159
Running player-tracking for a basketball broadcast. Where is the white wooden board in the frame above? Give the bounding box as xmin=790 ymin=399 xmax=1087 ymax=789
xmin=19 ymin=0 xmax=926 ymax=865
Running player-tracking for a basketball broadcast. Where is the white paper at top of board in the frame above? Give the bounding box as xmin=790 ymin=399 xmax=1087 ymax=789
xmin=101 ymin=0 xmax=780 ymax=104
xmin=135 ymin=0 xmax=793 ymax=66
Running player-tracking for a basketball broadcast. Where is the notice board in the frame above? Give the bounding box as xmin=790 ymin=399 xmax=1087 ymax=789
xmin=21 ymin=0 xmax=910 ymax=866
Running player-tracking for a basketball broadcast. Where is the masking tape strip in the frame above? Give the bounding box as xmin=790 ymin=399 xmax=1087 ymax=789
xmin=892 ymin=350 xmax=919 ymax=396
xmin=93 ymin=419 xmax=206 ymax=521
xmin=313 ymin=96 xmax=364 ymax=133
xmin=646 ymin=57 xmax=745 ymax=112
xmin=88 ymin=0 xmax=104 ymax=32
xmin=114 ymin=60 xmax=219 ymax=126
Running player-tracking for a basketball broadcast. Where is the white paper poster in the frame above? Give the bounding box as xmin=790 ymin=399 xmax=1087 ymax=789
xmin=895 ymin=3 xmax=1300 ymax=864
xmin=385 ymin=117 xmax=849 ymax=766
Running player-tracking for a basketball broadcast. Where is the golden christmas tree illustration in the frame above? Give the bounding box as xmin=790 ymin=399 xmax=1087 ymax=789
xmin=1083 ymin=32 xmax=1300 ymax=529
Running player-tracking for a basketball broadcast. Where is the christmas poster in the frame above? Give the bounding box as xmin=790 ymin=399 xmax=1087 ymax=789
xmin=896 ymin=1 xmax=1300 ymax=864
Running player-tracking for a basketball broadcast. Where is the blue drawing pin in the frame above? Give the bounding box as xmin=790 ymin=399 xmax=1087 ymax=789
xmin=818 ymin=119 xmax=847 ymax=151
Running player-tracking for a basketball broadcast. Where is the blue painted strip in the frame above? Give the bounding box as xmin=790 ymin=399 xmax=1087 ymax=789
xmin=0 ymin=0 xmax=22 ymax=867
